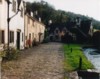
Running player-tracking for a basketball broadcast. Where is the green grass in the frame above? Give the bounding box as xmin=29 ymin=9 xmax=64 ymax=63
xmin=63 ymin=44 xmax=94 ymax=72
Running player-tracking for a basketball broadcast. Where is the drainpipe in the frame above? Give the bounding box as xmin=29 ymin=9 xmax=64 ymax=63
xmin=23 ymin=1 xmax=26 ymax=49
xmin=7 ymin=0 xmax=10 ymax=53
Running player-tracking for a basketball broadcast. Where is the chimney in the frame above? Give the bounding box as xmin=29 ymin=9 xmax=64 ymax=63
xmin=76 ymin=17 xmax=81 ymax=27
xmin=39 ymin=17 xmax=41 ymax=22
xmin=48 ymin=20 xmax=52 ymax=25
xmin=31 ymin=11 xmax=33 ymax=17
xmin=35 ymin=11 xmax=38 ymax=15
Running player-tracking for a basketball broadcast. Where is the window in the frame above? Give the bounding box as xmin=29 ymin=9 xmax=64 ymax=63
xmin=20 ymin=7 xmax=23 ymax=17
xmin=22 ymin=33 xmax=23 ymax=41
xmin=0 ymin=30 xmax=5 ymax=44
xmin=25 ymin=36 xmax=27 ymax=40
xmin=32 ymin=20 xmax=35 ymax=26
xmin=55 ymin=29 xmax=59 ymax=34
xmin=12 ymin=0 xmax=16 ymax=12
xmin=28 ymin=17 xmax=30 ymax=24
xmin=32 ymin=33 xmax=34 ymax=39
xmin=0 ymin=0 xmax=2 ymax=3
xmin=10 ymin=31 xmax=14 ymax=43
xmin=29 ymin=33 xmax=31 ymax=39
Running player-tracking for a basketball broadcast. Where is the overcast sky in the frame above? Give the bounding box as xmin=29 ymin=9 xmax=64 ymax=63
xmin=25 ymin=0 xmax=100 ymax=21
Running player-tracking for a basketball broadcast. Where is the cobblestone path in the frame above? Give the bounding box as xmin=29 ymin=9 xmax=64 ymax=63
xmin=2 ymin=43 xmax=64 ymax=79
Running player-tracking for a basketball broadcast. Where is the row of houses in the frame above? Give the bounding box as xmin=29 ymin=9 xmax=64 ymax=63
xmin=0 ymin=0 xmax=45 ymax=50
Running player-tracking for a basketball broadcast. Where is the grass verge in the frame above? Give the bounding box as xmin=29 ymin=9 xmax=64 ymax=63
xmin=63 ymin=44 xmax=94 ymax=72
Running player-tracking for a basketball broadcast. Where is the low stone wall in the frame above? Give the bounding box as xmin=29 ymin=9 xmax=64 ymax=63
xmin=77 ymin=70 xmax=100 ymax=79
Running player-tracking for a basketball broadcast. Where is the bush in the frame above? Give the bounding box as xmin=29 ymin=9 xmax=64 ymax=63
xmin=3 ymin=46 xmax=19 ymax=60
xmin=43 ymin=37 xmax=49 ymax=43
xmin=0 ymin=51 xmax=6 ymax=57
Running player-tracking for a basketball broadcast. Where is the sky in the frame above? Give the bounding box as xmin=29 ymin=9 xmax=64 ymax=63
xmin=25 ymin=0 xmax=100 ymax=21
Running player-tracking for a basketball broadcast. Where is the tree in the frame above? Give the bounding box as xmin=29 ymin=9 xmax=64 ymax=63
xmin=92 ymin=31 xmax=100 ymax=47
xmin=26 ymin=1 xmax=100 ymax=29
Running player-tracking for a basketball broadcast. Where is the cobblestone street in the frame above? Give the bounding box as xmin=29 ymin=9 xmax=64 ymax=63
xmin=2 ymin=43 xmax=64 ymax=79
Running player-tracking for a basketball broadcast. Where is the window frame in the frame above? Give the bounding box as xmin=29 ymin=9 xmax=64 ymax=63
xmin=12 ymin=0 xmax=16 ymax=12
xmin=10 ymin=31 xmax=14 ymax=43
xmin=0 ymin=0 xmax=2 ymax=3
xmin=20 ymin=7 xmax=23 ymax=17
xmin=28 ymin=17 xmax=30 ymax=24
xmin=29 ymin=33 xmax=31 ymax=39
xmin=22 ymin=33 xmax=23 ymax=42
xmin=0 ymin=30 xmax=5 ymax=44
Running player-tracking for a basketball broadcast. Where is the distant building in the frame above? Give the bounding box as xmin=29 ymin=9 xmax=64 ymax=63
xmin=47 ymin=19 xmax=93 ymax=43
xmin=25 ymin=13 xmax=45 ymax=48
xmin=75 ymin=19 xmax=93 ymax=43
xmin=47 ymin=22 xmax=76 ymax=42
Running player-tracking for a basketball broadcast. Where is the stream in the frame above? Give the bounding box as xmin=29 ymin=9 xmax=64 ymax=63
xmin=83 ymin=48 xmax=100 ymax=71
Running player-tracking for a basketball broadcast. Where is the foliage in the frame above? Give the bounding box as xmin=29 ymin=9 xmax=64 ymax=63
xmin=3 ymin=46 xmax=20 ymax=60
xmin=92 ymin=19 xmax=100 ymax=29
xmin=26 ymin=0 xmax=100 ymax=29
xmin=92 ymin=31 xmax=100 ymax=48
xmin=0 ymin=51 xmax=6 ymax=57
xmin=63 ymin=44 xmax=94 ymax=71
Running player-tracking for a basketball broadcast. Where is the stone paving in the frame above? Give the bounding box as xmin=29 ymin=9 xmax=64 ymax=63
xmin=2 ymin=42 xmax=64 ymax=79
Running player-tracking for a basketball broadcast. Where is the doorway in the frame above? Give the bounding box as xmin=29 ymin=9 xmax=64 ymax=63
xmin=17 ymin=31 xmax=20 ymax=50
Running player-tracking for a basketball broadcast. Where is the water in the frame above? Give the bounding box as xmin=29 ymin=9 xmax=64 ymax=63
xmin=83 ymin=48 xmax=100 ymax=71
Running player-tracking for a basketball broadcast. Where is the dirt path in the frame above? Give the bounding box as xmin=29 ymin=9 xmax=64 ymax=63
xmin=2 ymin=43 xmax=64 ymax=79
